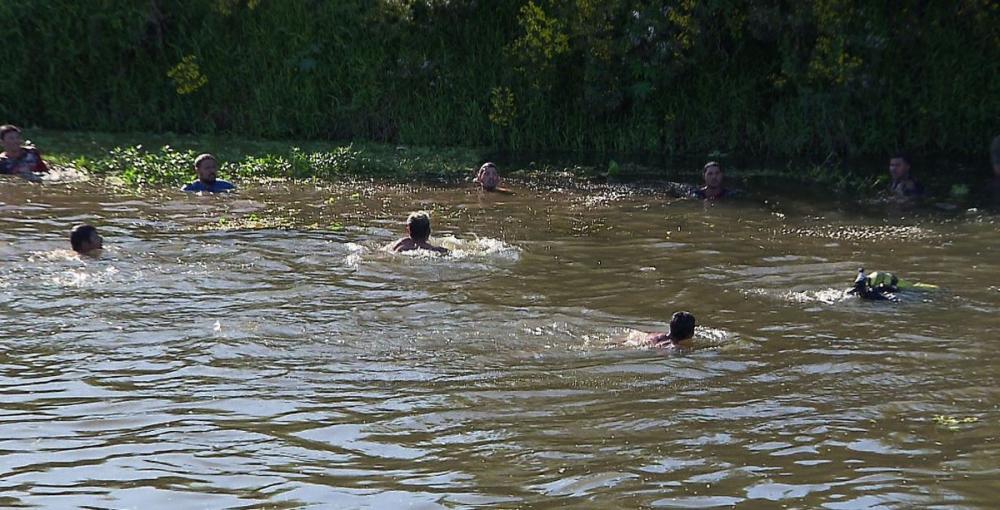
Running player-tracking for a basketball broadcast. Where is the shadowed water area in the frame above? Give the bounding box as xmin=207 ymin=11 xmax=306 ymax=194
xmin=1 ymin=177 xmax=999 ymax=509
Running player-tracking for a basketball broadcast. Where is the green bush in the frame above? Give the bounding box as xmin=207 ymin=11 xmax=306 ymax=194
xmin=1 ymin=1 xmax=996 ymax=162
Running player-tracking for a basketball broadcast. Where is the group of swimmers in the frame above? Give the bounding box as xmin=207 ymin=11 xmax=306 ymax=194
xmin=4 ymin=124 xmax=994 ymax=347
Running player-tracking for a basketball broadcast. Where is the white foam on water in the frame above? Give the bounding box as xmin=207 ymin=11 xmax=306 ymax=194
xmin=51 ymin=265 xmax=120 ymax=287
xmin=343 ymin=242 xmax=366 ymax=268
xmin=436 ymin=235 xmax=520 ymax=261
xmin=345 ymin=236 xmax=520 ymax=266
xmin=41 ymin=166 xmax=89 ymax=183
xmin=783 ymin=288 xmax=852 ymax=305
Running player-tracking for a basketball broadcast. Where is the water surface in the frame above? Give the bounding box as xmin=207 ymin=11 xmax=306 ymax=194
xmin=1 ymin=177 xmax=998 ymax=508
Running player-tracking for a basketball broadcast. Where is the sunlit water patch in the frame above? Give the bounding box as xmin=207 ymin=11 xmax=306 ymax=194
xmin=0 ymin=180 xmax=997 ymax=508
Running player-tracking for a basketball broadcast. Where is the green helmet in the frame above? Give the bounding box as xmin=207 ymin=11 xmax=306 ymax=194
xmin=868 ymin=271 xmax=898 ymax=288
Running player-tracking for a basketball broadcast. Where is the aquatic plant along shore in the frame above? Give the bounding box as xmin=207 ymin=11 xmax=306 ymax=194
xmin=1 ymin=1 xmax=995 ymax=159
xmin=28 ymin=130 xmax=995 ymax=203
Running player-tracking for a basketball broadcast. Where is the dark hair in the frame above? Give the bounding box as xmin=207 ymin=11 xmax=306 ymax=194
xmin=0 ymin=124 xmax=21 ymax=140
xmin=669 ymin=311 xmax=696 ymax=340
xmin=407 ymin=211 xmax=431 ymax=241
xmin=703 ymin=161 xmax=722 ymax=172
xmin=194 ymin=153 xmax=217 ymax=169
xmin=891 ymin=151 xmax=911 ymax=166
xmin=70 ymin=224 xmax=98 ymax=252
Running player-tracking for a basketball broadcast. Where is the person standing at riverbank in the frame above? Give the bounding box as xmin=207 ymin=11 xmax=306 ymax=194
xmin=390 ymin=211 xmax=448 ymax=254
xmin=692 ymin=162 xmax=731 ymax=200
xmin=182 ymin=153 xmax=235 ymax=193
xmin=0 ymin=125 xmax=49 ymax=179
xmin=887 ymin=152 xmax=923 ymax=200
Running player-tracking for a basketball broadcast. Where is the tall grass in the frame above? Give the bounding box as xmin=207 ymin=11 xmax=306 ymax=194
xmin=1 ymin=0 xmax=996 ymax=162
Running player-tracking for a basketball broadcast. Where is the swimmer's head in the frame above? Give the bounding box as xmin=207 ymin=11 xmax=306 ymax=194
xmin=70 ymin=224 xmax=103 ymax=255
xmin=703 ymin=161 xmax=723 ymax=188
xmin=478 ymin=162 xmax=500 ymax=191
xmin=406 ymin=211 xmax=432 ymax=242
xmin=668 ymin=311 xmax=696 ymax=341
xmin=889 ymin=152 xmax=911 ymax=180
xmin=194 ymin=153 xmax=219 ymax=184
xmin=1 ymin=124 xmax=23 ymax=153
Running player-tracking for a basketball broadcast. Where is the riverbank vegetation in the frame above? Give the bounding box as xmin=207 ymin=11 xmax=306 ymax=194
xmin=2 ymin=1 xmax=996 ymax=163
xmin=32 ymin=129 xmax=909 ymax=197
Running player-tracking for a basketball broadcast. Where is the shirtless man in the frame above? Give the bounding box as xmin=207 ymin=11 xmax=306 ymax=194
xmin=641 ymin=311 xmax=697 ymax=348
xmin=390 ymin=211 xmax=448 ymax=254
xmin=476 ymin=162 xmax=511 ymax=193
xmin=887 ymin=152 xmax=923 ymax=200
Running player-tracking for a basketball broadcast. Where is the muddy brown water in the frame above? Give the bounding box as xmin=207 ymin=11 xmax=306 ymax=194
xmin=1 ymin=177 xmax=998 ymax=509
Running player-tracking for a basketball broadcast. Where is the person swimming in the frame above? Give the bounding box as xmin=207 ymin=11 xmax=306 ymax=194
xmin=70 ymin=224 xmax=103 ymax=257
xmin=691 ymin=161 xmax=732 ymax=200
xmin=847 ymin=267 xmax=937 ymax=301
xmin=390 ymin=211 xmax=449 ymax=255
xmin=887 ymin=152 xmax=924 ymax=200
xmin=642 ymin=311 xmax=697 ymax=348
xmin=847 ymin=268 xmax=896 ymax=301
xmin=182 ymin=153 xmax=235 ymax=193
xmin=476 ymin=162 xmax=511 ymax=193
xmin=0 ymin=125 xmax=49 ymax=180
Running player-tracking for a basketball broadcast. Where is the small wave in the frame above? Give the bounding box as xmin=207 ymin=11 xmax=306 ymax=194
xmin=28 ymin=249 xmax=81 ymax=262
xmin=344 ymin=236 xmax=519 ymax=267
xmin=782 ymin=288 xmax=852 ymax=304
xmin=436 ymin=236 xmax=520 ymax=261
xmin=51 ymin=265 xmax=120 ymax=287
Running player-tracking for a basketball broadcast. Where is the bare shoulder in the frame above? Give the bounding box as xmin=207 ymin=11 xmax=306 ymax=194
xmin=391 ymin=238 xmax=415 ymax=252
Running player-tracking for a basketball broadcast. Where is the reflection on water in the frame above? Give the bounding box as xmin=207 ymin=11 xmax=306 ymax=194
xmin=1 ymin=177 xmax=999 ymax=508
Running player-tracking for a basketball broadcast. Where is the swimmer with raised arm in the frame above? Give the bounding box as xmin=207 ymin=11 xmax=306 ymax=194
xmin=70 ymin=224 xmax=103 ymax=257
xmin=640 ymin=311 xmax=697 ymax=348
xmin=390 ymin=211 xmax=449 ymax=255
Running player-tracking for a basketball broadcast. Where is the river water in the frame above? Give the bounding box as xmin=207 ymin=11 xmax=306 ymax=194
xmin=1 ymin=176 xmax=998 ymax=509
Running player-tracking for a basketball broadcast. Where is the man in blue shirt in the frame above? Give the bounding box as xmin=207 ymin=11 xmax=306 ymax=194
xmin=182 ymin=153 xmax=235 ymax=193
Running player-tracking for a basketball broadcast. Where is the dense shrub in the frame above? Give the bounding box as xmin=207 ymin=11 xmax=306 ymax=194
xmin=1 ymin=1 xmax=996 ymax=160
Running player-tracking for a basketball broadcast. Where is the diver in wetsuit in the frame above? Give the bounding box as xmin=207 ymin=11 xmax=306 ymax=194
xmin=848 ymin=268 xmax=897 ymax=301
xmin=847 ymin=268 xmax=936 ymax=301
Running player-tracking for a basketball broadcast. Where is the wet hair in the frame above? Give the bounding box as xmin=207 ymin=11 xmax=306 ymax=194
xmin=194 ymin=153 xmax=217 ymax=170
xmin=70 ymin=224 xmax=98 ymax=253
xmin=703 ymin=161 xmax=722 ymax=172
xmin=406 ymin=211 xmax=432 ymax=241
xmin=891 ymin=151 xmax=911 ymax=166
xmin=0 ymin=124 xmax=21 ymax=140
xmin=669 ymin=311 xmax=696 ymax=340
